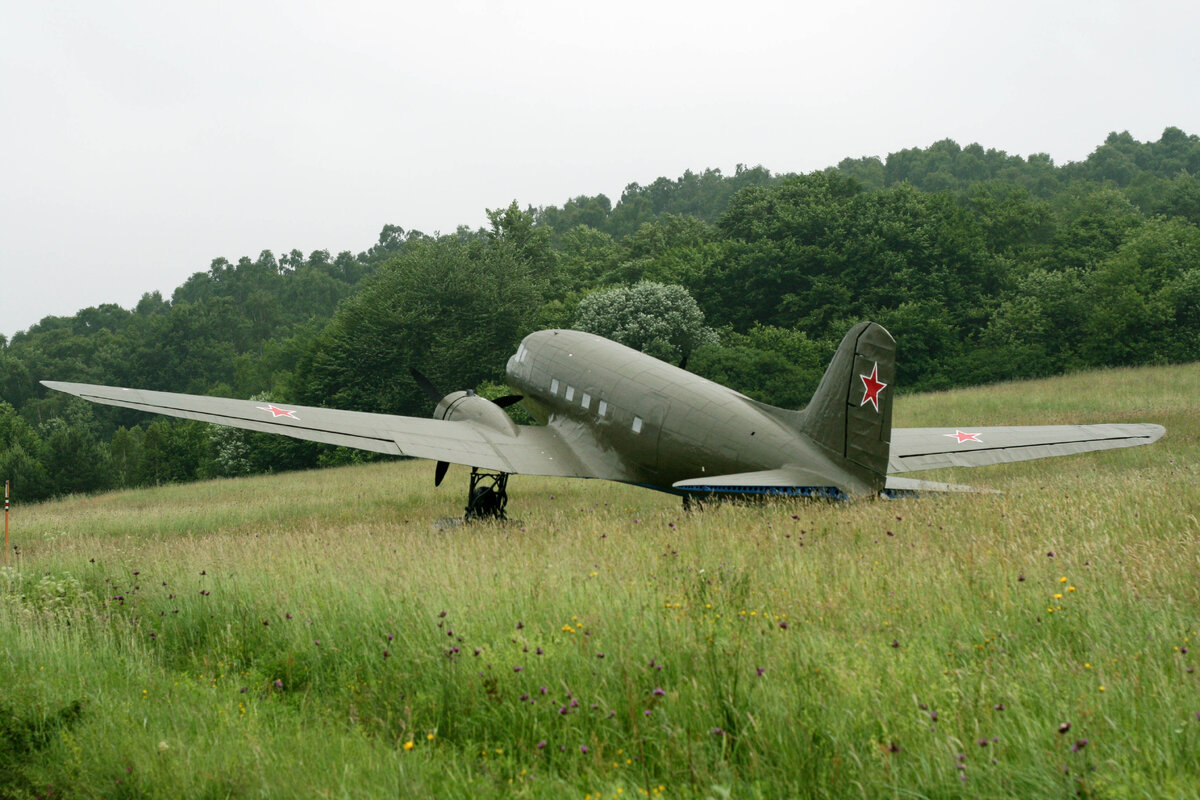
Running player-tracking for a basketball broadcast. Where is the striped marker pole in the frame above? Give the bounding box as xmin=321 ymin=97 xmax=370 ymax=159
xmin=4 ymin=481 xmax=9 ymax=566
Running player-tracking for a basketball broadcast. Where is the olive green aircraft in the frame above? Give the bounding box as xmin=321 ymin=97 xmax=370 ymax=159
xmin=43 ymin=322 xmax=1163 ymax=519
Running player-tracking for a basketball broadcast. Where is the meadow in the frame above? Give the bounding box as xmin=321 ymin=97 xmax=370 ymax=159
xmin=2 ymin=363 xmax=1198 ymax=799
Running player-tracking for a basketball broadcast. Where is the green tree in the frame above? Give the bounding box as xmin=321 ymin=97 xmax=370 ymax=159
xmin=572 ymin=281 xmax=717 ymax=363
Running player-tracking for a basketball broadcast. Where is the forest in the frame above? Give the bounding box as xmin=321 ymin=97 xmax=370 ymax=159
xmin=2 ymin=127 xmax=1198 ymax=501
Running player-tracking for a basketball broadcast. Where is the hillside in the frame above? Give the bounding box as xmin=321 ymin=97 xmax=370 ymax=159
xmin=2 ymin=362 xmax=1197 ymax=798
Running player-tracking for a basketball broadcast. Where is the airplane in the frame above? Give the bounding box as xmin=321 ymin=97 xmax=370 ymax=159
xmin=42 ymin=322 xmax=1164 ymax=519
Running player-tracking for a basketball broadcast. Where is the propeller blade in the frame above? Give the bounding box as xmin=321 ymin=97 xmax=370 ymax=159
xmin=434 ymin=460 xmax=449 ymax=487
xmin=409 ymin=367 xmax=444 ymax=403
xmin=492 ymin=395 xmax=524 ymax=408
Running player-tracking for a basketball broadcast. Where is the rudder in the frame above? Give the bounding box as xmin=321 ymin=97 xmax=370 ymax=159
xmin=798 ymin=322 xmax=895 ymax=483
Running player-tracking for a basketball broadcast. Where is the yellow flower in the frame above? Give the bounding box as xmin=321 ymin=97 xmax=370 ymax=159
xmin=427 ymin=733 xmax=435 ymax=741
xmin=1053 ymin=593 xmax=1063 ymax=599
xmin=403 ymin=741 xmax=414 ymax=751
xmin=1060 ymin=576 xmax=1067 ymax=583
xmin=1067 ymin=586 xmax=1076 ymax=592
xmin=1099 ymin=685 xmax=1106 ymax=692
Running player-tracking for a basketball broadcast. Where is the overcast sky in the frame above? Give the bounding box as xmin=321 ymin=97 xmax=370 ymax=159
xmin=2 ymin=0 xmax=1197 ymax=338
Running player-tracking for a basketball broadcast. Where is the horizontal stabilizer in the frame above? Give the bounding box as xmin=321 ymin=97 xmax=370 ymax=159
xmin=888 ymin=424 xmax=1165 ymax=473
xmin=673 ymin=467 xmax=846 ymax=499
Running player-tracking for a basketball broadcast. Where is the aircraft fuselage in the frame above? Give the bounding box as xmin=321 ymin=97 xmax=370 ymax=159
xmin=505 ymin=329 xmax=856 ymax=494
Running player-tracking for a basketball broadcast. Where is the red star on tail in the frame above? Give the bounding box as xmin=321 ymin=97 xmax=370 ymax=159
xmin=859 ymin=363 xmax=886 ymax=412
xmin=944 ymin=430 xmax=981 ymax=443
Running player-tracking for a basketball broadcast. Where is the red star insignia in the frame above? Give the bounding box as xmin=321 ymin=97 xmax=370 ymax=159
xmin=944 ymin=430 xmax=981 ymax=443
xmin=859 ymin=362 xmax=886 ymax=412
xmin=257 ymin=404 xmax=299 ymax=420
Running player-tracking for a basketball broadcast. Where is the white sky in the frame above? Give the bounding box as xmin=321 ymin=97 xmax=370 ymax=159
xmin=2 ymin=0 xmax=1197 ymax=338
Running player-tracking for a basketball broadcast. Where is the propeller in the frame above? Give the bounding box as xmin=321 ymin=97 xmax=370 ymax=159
xmin=408 ymin=367 xmax=522 ymax=487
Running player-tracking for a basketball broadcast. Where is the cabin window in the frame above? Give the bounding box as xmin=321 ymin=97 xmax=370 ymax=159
xmin=632 ymin=416 xmax=644 ymax=434
xmin=550 ymin=378 xmax=559 ymax=395
xmin=597 ymin=400 xmax=607 ymax=416
xmin=565 ymin=386 xmax=575 ymax=402
xmin=516 ymin=344 xmax=527 ymax=363
xmin=581 ymin=393 xmax=591 ymax=410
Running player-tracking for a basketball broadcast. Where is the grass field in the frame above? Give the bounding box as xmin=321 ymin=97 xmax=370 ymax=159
xmin=2 ymin=363 xmax=1198 ymax=799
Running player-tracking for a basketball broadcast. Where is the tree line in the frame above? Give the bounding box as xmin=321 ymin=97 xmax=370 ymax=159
xmin=2 ymin=127 xmax=1198 ymax=501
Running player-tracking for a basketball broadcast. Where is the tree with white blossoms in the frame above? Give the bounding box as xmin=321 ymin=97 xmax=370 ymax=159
xmin=572 ymin=281 xmax=717 ymax=364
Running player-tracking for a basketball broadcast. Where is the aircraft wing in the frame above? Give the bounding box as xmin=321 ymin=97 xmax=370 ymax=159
xmin=40 ymin=381 xmax=612 ymax=480
xmin=888 ymin=424 xmax=1165 ymax=473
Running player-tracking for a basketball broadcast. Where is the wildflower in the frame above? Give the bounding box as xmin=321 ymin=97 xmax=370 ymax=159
xmin=978 ymin=739 xmax=988 ymax=747
xmin=994 ymin=703 xmax=1005 ymax=711
xmin=537 ymin=740 xmax=546 ymax=749
xmin=274 ymin=679 xmax=283 ymax=689
xmin=387 ymin=633 xmax=394 ymax=641
xmin=1067 ymin=586 xmax=1076 ymax=592
xmin=1054 ymin=593 xmax=1063 ymax=599
xmin=930 ymin=711 xmax=938 ymax=722
xmin=1060 ymin=576 xmax=1067 ymax=583
xmin=644 ymin=709 xmax=652 ymax=716
xmin=888 ymin=742 xmax=900 ymax=753
xmin=779 ymin=622 xmax=788 ymax=630
xmin=403 ymin=741 xmax=414 ymax=751
xmin=712 ymin=727 xmax=725 ymax=736
xmin=516 ymin=621 xmax=524 ymax=629
xmin=1071 ymin=739 xmax=1089 ymax=752
xmin=540 ymin=686 xmax=548 ymax=694
xmin=514 ymin=666 xmax=523 ymax=672
xmin=580 ymin=745 xmax=588 ymax=754
xmin=891 ymin=639 xmax=900 ymax=648
xmin=1058 ymin=722 xmax=1071 ymax=734
xmin=1182 ymin=647 xmax=1189 ymax=654
xmin=384 ymin=650 xmax=390 ymax=658
xmin=427 ymin=733 xmax=435 ymax=741
xmin=597 ymin=652 xmax=605 ymax=659
xmin=536 ymin=647 xmax=544 ymax=655
xmin=756 ymin=667 xmax=765 ymax=676
xmin=652 ymin=687 xmax=665 ymax=696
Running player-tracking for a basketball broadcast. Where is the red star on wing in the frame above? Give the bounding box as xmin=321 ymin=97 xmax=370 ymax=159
xmin=859 ymin=362 xmax=886 ymax=412
xmin=944 ymin=430 xmax=981 ymax=444
xmin=257 ymin=404 xmax=299 ymax=420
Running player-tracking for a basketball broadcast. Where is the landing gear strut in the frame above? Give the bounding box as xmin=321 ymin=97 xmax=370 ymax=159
xmin=465 ymin=468 xmax=509 ymax=521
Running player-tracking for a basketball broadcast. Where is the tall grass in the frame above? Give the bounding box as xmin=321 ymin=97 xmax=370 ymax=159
xmin=2 ymin=362 xmax=1198 ymax=798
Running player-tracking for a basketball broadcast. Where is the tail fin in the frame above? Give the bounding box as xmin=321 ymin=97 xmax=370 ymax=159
xmin=799 ymin=322 xmax=895 ymax=482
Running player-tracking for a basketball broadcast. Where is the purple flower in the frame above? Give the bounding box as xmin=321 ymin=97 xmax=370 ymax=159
xmin=516 ymin=621 xmax=524 ymax=630
xmin=978 ymin=739 xmax=988 ymax=747
xmin=438 ymin=610 xmax=447 ymax=618
xmin=536 ymin=740 xmax=546 ymax=749
xmin=569 ymin=698 xmax=579 ymax=708
xmin=274 ymin=679 xmax=283 ymax=689
xmin=644 ymin=709 xmax=652 ymax=716
xmin=536 ymin=647 xmax=544 ymax=655
xmin=652 ymin=687 xmax=666 ymax=696
xmin=559 ymin=706 xmax=570 ymax=715
xmin=580 ymin=745 xmax=588 ymax=754
xmin=712 ymin=727 xmax=725 ymax=736
xmin=888 ymin=742 xmax=900 ymax=753
xmin=596 ymin=652 xmax=605 ymax=659
xmin=779 ymin=622 xmax=788 ymax=630
xmin=387 ymin=633 xmax=394 ymax=641
xmin=756 ymin=667 xmax=765 ymax=676
xmin=1182 ymin=647 xmax=1189 ymax=654
xmin=930 ymin=711 xmax=938 ymax=722
xmin=540 ymin=686 xmax=547 ymax=695
xmin=1058 ymin=722 xmax=1071 ymax=734
xmin=994 ymin=704 xmax=1005 ymax=711
xmin=513 ymin=666 xmax=523 ymax=672
xmin=519 ymin=693 xmax=529 ymax=702
xmin=383 ymin=650 xmax=390 ymax=658
xmin=1071 ymin=739 xmax=1089 ymax=752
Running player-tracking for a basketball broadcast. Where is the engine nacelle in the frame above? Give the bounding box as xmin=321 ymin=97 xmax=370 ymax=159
xmin=433 ymin=391 xmax=519 ymax=436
